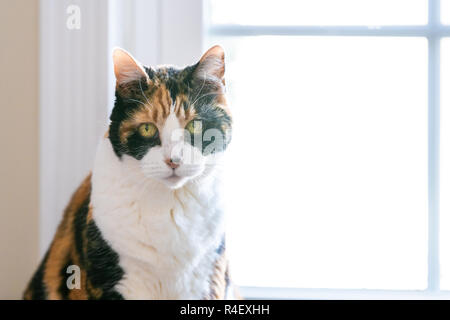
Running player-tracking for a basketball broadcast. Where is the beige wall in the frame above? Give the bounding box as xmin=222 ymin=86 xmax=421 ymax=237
xmin=0 ymin=0 xmax=40 ymax=299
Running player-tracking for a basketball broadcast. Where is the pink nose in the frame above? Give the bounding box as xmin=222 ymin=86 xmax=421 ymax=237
xmin=165 ymin=158 xmax=180 ymax=169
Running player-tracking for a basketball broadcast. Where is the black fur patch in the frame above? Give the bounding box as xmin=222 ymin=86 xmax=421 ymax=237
xmin=73 ymin=197 xmax=89 ymax=263
xmin=85 ymin=221 xmax=124 ymax=299
xmin=25 ymin=251 xmax=49 ymax=299
xmin=125 ymin=130 xmax=161 ymax=160
xmin=188 ymin=106 xmax=232 ymax=154
xmin=109 ymin=92 xmax=145 ymax=158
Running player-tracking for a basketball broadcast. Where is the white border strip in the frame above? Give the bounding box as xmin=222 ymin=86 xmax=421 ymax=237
xmin=239 ymin=286 xmax=450 ymax=300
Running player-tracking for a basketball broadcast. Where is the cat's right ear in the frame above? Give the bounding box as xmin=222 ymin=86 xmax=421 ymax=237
xmin=113 ymin=48 xmax=149 ymax=87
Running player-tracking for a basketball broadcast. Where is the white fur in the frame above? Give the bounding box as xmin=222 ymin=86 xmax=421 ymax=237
xmin=90 ymin=113 xmax=226 ymax=299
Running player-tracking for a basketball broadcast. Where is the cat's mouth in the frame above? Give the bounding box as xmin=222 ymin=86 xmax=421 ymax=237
xmin=160 ymin=172 xmax=187 ymax=189
xmin=165 ymin=172 xmax=180 ymax=180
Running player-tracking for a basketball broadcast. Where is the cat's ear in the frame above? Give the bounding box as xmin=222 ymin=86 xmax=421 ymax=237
xmin=194 ymin=45 xmax=225 ymax=83
xmin=113 ymin=48 xmax=149 ymax=86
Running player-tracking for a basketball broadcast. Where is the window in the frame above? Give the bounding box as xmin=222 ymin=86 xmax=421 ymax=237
xmin=443 ymin=0 xmax=450 ymax=24
xmin=441 ymin=38 xmax=450 ymax=290
xmin=205 ymin=0 xmax=450 ymax=298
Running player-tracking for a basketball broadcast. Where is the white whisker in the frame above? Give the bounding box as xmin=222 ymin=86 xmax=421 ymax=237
xmin=139 ymin=79 xmax=153 ymax=108
xmin=191 ymin=71 xmax=206 ymax=106
xmin=126 ymin=98 xmax=146 ymax=106
xmin=191 ymin=92 xmax=218 ymax=109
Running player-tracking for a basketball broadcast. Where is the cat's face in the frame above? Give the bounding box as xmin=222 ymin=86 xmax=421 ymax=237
xmin=109 ymin=46 xmax=232 ymax=189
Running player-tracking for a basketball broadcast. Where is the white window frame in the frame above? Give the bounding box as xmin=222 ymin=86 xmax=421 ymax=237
xmin=205 ymin=0 xmax=450 ymax=299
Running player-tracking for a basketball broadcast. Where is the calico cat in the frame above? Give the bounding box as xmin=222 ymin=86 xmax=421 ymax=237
xmin=24 ymin=45 xmax=234 ymax=300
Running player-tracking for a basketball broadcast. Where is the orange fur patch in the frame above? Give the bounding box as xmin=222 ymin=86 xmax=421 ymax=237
xmin=39 ymin=174 xmax=92 ymax=300
xmin=119 ymin=86 xmax=197 ymax=143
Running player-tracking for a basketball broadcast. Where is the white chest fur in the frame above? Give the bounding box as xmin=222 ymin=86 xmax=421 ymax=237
xmin=90 ymin=138 xmax=225 ymax=299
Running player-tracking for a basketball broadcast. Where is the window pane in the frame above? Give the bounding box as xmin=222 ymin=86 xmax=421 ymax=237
xmin=208 ymin=0 xmax=427 ymax=26
xmin=443 ymin=0 xmax=450 ymax=24
xmin=441 ymin=38 xmax=450 ymax=289
xmin=211 ymin=36 xmax=428 ymax=289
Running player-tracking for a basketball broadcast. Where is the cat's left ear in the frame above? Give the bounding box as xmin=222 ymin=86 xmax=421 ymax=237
xmin=113 ymin=48 xmax=149 ymax=86
xmin=194 ymin=45 xmax=225 ymax=84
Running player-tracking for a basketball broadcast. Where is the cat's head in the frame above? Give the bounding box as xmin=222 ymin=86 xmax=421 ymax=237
xmin=109 ymin=46 xmax=232 ymax=189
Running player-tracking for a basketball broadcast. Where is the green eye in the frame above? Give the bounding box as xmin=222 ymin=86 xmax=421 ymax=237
xmin=138 ymin=123 xmax=158 ymax=138
xmin=186 ymin=120 xmax=202 ymax=135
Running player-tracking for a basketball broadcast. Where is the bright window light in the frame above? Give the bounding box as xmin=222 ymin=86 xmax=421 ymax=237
xmin=208 ymin=0 xmax=428 ymax=26
xmin=440 ymin=38 xmax=450 ymax=290
xmin=216 ymin=36 xmax=428 ymax=290
xmin=443 ymin=0 xmax=450 ymax=25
